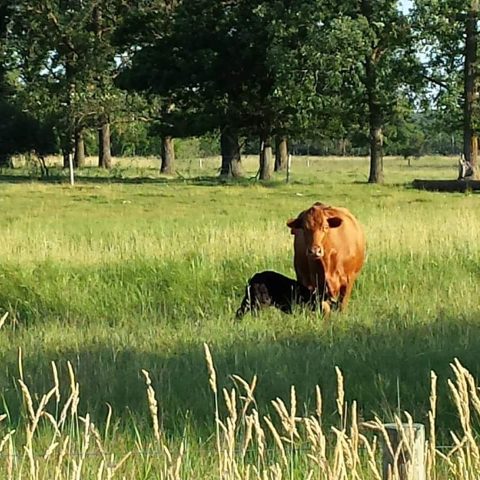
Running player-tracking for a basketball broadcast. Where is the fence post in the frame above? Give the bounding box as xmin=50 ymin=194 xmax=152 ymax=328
xmin=68 ymin=153 xmax=75 ymax=186
xmin=382 ymin=423 xmax=425 ymax=480
xmin=286 ymin=154 xmax=292 ymax=183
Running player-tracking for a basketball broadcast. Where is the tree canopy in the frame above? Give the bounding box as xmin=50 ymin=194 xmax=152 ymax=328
xmin=0 ymin=0 xmax=477 ymax=181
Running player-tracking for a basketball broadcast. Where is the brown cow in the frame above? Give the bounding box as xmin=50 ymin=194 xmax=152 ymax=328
xmin=286 ymin=202 xmax=366 ymax=312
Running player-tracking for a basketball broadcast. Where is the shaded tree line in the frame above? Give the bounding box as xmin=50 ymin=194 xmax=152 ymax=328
xmin=0 ymin=0 xmax=479 ymax=182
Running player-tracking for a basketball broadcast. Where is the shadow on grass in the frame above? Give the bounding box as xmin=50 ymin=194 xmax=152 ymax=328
xmin=0 ymin=169 xmax=341 ymax=189
xmin=0 ymin=171 xmax=254 ymax=187
xmin=1 ymin=313 xmax=478 ymax=440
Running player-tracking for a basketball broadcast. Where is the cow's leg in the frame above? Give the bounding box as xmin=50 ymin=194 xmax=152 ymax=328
xmin=338 ymin=274 xmax=356 ymax=311
xmin=235 ymin=295 xmax=250 ymax=319
xmin=236 ymin=285 xmax=254 ymax=319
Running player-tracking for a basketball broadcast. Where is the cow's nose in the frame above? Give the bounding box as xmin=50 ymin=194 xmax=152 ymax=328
xmin=307 ymin=246 xmax=323 ymax=257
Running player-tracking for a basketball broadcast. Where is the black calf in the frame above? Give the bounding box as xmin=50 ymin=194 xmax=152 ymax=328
xmin=236 ymin=270 xmax=316 ymax=319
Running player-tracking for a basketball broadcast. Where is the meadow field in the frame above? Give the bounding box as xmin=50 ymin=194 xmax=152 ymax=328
xmin=1 ymin=154 xmax=480 ymax=478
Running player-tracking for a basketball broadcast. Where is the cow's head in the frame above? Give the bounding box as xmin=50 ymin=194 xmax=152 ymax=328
xmin=287 ymin=203 xmax=342 ymax=259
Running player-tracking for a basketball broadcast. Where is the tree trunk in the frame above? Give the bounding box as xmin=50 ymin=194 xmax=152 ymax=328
xmin=369 ymin=122 xmax=384 ymax=183
xmin=259 ymin=136 xmax=273 ymax=180
xmin=274 ymin=136 xmax=288 ymax=171
xmin=63 ymin=148 xmax=71 ymax=169
xmin=160 ymin=136 xmax=175 ymax=174
xmin=98 ymin=122 xmax=112 ymax=168
xmin=361 ymin=0 xmax=384 ymax=184
xmin=220 ymin=126 xmax=242 ymax=177
xmin=462 ymin=0 xmax=479 ymax=179
xmin=73 ymin=129 xmax=85 ymax=168
xmin=365 ymin=59 xmax=384 ymax=183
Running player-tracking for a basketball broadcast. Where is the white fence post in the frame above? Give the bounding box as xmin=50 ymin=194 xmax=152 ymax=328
xmin=68 ymin=153 xmax=75 ymax=186
xmin=382 ymin=423 xmax=426 ymax=480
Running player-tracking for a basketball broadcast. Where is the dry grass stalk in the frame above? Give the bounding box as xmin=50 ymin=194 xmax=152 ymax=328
xmin=305 ymin=417 xmax=329 ymax=476
xmin=241 ymin=415 xmax=255 ymax=462
xmin=358 ymin=433 xmax=382 ymax=480
xmin=43 ymin=441 xmax=59 ymax=461
xmin=90 ymin=421 xmax=107 ymax=459
xmin=8 ymin=354 xmax=480 ymax=478
xmin=74 ymin=414 xmax=92 ymax=480
xmin=427 ymin=371 xmax=437 ymax=480
xmin=347 ymin=401 xmax=361 ymax=476
xmin=232 ymin=374 xmax=258 ymax=421
xmin=18 ymin=379 xmax=57 ymax=480
xmin=252 ymin=409 xmax=266 ymax=467
xmin=174 ymin=442 xmax=185 ymax=480
xmin=0 ymin=311 xmax=8 ymax=330
xmin=448 ymin=360 xmax=479 ymax=473
xmin=271 ymin=387 xmax=300 ymax=445
xmin=331 ymin=426 xmax=351 ymax=479
xmin=67 ymin=361 xmax=80 ymax=419
xmin=335 ymin=366 xmax=345 ymax=428
xmin=0 ymin=429 xmax=15 ymax=453
xmin=51 ymin=361 xmax=61 ymax=405
xmin=7 ymin=433 xmax=14 ymax=480
xmin=203 ymin=343 xmax=217 ymax=395
xmin=54 ymin=435 xmax=70 ymax=480
xmin=263 ymin=416 xmax=288 ymax=469
xmin=18 ymin=346 xmax=24 ymax=383
xmin=0 ymin=429 xmax=16 ymax=480
xmin=104 ymin=403 xmax=113 ymax=441
xmin=221 ymin=387 xmax=239 ymax=477
xmin=108 ymin=452 xmax=132 ymax=479
xmin=141 ymin=369 xmax=161 ymax=443
xmin=315 ymin=385 xmax=323 ymax=423
xmin=203 ymin=343 xmax=222 ymax=478
xmin=97 ymin=459 xmax=105 ymax=480
xmin=42 ymin=411 xmax=61 ymax=437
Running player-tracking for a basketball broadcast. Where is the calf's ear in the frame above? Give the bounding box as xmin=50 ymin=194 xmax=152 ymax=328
xmin=287 ymin=217 xmax=302 ymax=234
xmin=327 ymin=216 xmax=343 ymax=228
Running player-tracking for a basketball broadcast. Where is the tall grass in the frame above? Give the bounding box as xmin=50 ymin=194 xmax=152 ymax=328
xmin=0 ymin=155 xmax=480 ymax=476
xmin=2 ymin=344 xmax=480 ymax=478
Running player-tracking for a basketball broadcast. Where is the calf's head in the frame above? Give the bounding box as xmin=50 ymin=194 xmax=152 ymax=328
xmin=287 ymin=204 xmax=342 ymax=259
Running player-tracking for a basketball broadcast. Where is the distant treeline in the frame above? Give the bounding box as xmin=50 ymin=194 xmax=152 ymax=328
xmin=0 ymin=1 xmax=476 ymax=181
xmin=55 ymin=111 xmax=463 ymax=160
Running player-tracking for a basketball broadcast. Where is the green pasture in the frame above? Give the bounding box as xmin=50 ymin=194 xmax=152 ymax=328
xmin=0 ymin=154 xmax=479 ymax=454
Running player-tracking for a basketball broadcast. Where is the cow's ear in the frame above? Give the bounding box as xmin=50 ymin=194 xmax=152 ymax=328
xmin=287 ymin=217 xmax=302 ymax=234
xmin=327 ymin=216 xmax=342 ymax=229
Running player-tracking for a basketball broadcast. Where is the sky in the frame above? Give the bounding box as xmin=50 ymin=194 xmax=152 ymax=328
xmin=399 ymin=0 xmax=413 ymax=13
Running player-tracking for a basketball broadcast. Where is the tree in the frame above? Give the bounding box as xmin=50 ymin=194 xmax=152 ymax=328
xmin=220 ymin=126 xmax=242 ymax=177
xmin=384 ymin=101 xmax=426 ymax=163
xmin=414 ymin=0 xmax=480 ymax=179
xmin=0 ymin=1 xmax=57 ymax=168
xmin=10 ymin=0 xmax=131 ymax=171
xmin=463 ymin=0 xmax=479 ymax=176
xmin=275 ymin=136 xmax=288 ymax=171
xmin=119 ymin=0 xmax=369 ymax=180
xmin=349 ymin=0 xmax=420 ymax=183
xmin=0 ymin=0 xmax=12 ymax=166
xmin=116 ymin=0 xmax=183 ymax=174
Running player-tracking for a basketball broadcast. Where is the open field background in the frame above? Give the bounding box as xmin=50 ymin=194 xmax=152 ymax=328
xmin=1 ymin=154 xmax=480 ymax=477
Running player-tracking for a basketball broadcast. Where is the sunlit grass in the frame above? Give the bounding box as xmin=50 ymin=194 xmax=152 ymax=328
xmin=0 ymin=154 xmax=479 ymax=477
